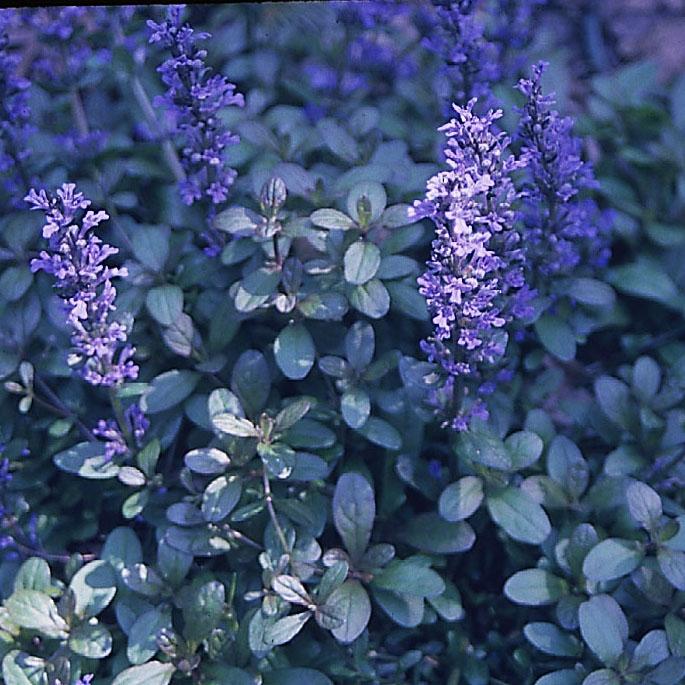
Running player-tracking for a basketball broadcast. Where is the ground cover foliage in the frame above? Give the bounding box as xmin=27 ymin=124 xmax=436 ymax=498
xmin=1 ymin=3 xmax=685 ymax=684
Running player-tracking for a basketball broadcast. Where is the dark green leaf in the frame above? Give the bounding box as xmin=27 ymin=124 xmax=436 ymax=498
xmin=53 ymin=441 xmax=119 ymax=480
xmin=333 ymin=472 xmax=375 ymax=562
xmin=486 ymin=487 xmax=552 ymax=544
xmin=344 ymin=241 xmax=381 ymax=285
xmin=326 ymin=580 xmax=370 ymax=644
xmin=439 ymin=477 xmax=484 ymax=522
xmin=579 ymin=595 xmax=628 ymax=666
xmin=274 ymin=323 xmax=316 ymax=380
xmin=504 ymin=569 xmax=567 ymax=606
xmin=535 ymin=315 xmax=577 ymax=361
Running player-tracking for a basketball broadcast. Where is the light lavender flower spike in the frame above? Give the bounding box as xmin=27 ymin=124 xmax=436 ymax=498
xmin=26 ymin=183 xmax=138 ymax=387
xmin=414 ymin=99 xmax=533 ymax=431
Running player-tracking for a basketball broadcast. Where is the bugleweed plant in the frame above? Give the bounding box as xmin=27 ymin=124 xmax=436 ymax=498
xmin=1 ymin=3 xmax=685 ymax=685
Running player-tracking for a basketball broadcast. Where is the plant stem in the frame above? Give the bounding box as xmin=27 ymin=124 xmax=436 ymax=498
xmin=34 ymin=375 xmax=95 ymax=441
xmin=131 ymin=76 xmax=186 ymax=183
xmin=262 ymin=468 xmax=290 ymax=554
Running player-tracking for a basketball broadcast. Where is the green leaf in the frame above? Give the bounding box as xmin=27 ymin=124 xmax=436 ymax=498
xmin=274 ymin=323 xmax=316 ymax=380
xmin=381 ymin=203 xmax=417 ymax=228
xmin=345 ymin=321 xmax=375 ymax=369
xmin=213 ymin=205 xmax=261 ymax=234
xmin=626 ymin=480 xmax=662 ymax=529
xmin=2 ymin=651 xmax=45 ymax=685
xmin=505 ymin=431 xmax=544 ymax=469
xmin=310 ymin=208 xmax=356 ymax=230
xmin=504 ymin=569 xmax=567 ymax=606
xmin=68 ymin=620 xmax=112 ymax=659
xmin=341 ymin=387 xmax=371 ymax=429
xmin=297 ymin=292 xmax=348 ymax=320
xmin=582 ymin=670 xmax=621 ymax=685
xmin=439 ymin=477 xmax=484 ymax=522
xmin=386 ymin=281 xmax=429 ymax=320
xmin=272 ymin=575 xmax=312 ymax=606
xmin=202 ymin=475 xmax=242 ymax=522
xmin=185 ymin=447 xmax=232 ymax=474
xmin=427 ymin=580 xmax=464 ymax=622
xmin=535 ymin=315 xmax=577 ymax=361
xmin=264 ymin=611 xmax=311 ymax=646
xmin=146 ymin=285 xmax=183 ymax=326
xmin=524 ymin=622 xmax=582 ymax=657
xmin=582 ymin=538 xmax=644 ymax=582
xmin=263 ymin=668 xmax=332 ymax=685
xmin=142 ymin=370 xmax=199 ymax=414
xmin=326 ymin=580 xmax=370 ymax=644
xmin=547 ymin=436 xmax=589 ymax=499
xmin=53 ymin=441 xmax=119 ymax=479
xmin=333 ymin=472 xmax=375 ymax=562
xmin=69 ymin=560 xmax=117 ymax=619
xmin=127 ymin=607 xmax=171 ymax=665
xmin=658 ymin=548 xmax=685 ymax=591
xmin=0 ymin=267 xmax=32 ymax=302
xmin=372 ymin=558 xmax=444 ymax=598
xmin=608 ymin=258 xmax=680 ymax=308
xmin=259 ymin=442 xmax=296 ymax=479
xmin=211 ymin=414 xmax=258 ymax=438
xmin=317 ymin=118 xmax=359 ymax=163
xmin=349 ymin=279 xmax=390 ymax=319
xmin=535 ymin=671 xmax=583 ymax=685
xmin=579 ymin=595 xmax=628 ymax=666
xmin=161 ymin=312 xmax=194 ymax=357
xmin=131 ymin=226 xmax=169 ymax=271
xmin=632 ymin=356 xmax=661 ymax=400
xmin=372 ymin=588 xmax=424 ymax=628
xmin=401 ymin=513 xmax=475 ymax=554
xmin=231 ymin=350 xmax=271 ymax=416
xmin=5 ymin=591 xmax=68 ymax=638
xmin=183 ymin=581 xmax=226 ymax=642
xmin=356 ymin=416 xmax=401 ymax=450
xmin=567 ymin=277 xmax=616 ymax=307
xmin=458 ymin=430 xmax=512 ymax=470
xmin=594 ymin=376 xmax=634 ymax=429
xmin=101 ymin=527 xmax=143 ymax=576
xmin=346 ymin=181 xmax=387 ymax=224
xmin=111 ymin=661 xmax=176 ymax=685
xmin=666 ymin=614 xmax=685 ymax=657
xmin=12 ymin=559 xmax=51 ymax=593
xmin=275 ymin=398 xmax=312 ymax=432
xmin=487 ymin=487 xmax=552 ymax=544
xmin=344 ymin=241 xmax=381 ymax=285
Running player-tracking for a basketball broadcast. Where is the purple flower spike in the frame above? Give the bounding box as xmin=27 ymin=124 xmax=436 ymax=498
xmin=424 ymin=1 xmax=500 ymax=111
xmin=516 ymin=62 xmax=612 ymax=282
xmin=26 ymin=183 xmax=138 ymax=387
xmin=0 ymin=10 xmax=33 ymax=206
xmin=414 ymin=99 xmax=532 ymax=431
xmin=93 ymin=402 xmax=149 ymax=461
xmin=147 ymin=5 xmax=244 ymax=210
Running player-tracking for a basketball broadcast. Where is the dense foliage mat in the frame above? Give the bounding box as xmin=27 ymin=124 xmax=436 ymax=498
xmin=2 ymin=3 xmax=685 ymax=684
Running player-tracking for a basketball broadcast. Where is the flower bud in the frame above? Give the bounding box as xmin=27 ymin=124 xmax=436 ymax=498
xmin=260 ymin=176 xmax=287 ymax=215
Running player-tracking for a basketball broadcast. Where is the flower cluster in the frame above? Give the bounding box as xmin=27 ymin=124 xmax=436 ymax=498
xmin=147 ymin=5 xmax=244 ymax=210
xmin=413 ymin=100 xmax=532 ymax=430
xmin=26 ymin=183 xmax=138 ymax=387
xmin=18 ymin=6 xmax=112 ymax=87
xmin=302 ymin=1 xmax=430 ymax=119
xmin=516 ymin=62 xmax=611 ymax=282
xmin=487 ymin=0 xmax=546 ymax=78
xmin=424 ymin=0 xmax=500 ymax=111
xmin=93 ymin=404 xmax=149 ymax=461
xmin=0 ymin=10 xmax=33 ymax=206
